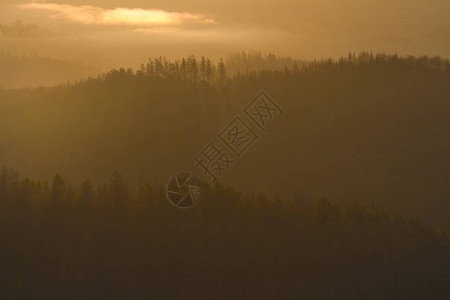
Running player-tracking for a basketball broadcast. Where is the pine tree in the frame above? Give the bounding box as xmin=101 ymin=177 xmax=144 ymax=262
xmin=50 ymin=174 xmax=65 ymax=204
xmin=200 ymin=56 xmax=207 ymax=82
xmin=218 ymin=58 xmax=226 ymax=86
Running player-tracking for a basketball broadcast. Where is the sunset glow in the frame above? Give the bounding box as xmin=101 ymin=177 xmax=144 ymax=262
xmin=19 ymin=3 xmax=213 ymax=26
xmin=1 ymin=0 xmax=450 ymax=298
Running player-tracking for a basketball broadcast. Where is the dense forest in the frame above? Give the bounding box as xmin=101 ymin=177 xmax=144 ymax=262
xmin=0 ymin=167 xmax=449 ymax=299
xmin=0 ymin=52 xmax=449 ymax=229
xmin=2 ymin=0 xmax=449 ymax=296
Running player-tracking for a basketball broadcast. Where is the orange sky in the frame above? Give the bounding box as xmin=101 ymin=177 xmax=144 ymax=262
xmin=1 ymin=0 xmax=449 ymax=68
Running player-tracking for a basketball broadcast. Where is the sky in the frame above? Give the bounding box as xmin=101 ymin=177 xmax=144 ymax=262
xmin=0 ymin=0 xmax=449 ymax=69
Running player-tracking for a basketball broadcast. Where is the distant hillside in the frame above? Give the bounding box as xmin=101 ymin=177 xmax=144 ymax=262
xmin=226 ymin=51 xmax=305 ymax=75
xmin=0 ymin=52 xmax=100 ymax=88
xmin=0 ymin=20 xmax=50 ymax=38
xmin=0 ymin=52 xmax=449 ymax=229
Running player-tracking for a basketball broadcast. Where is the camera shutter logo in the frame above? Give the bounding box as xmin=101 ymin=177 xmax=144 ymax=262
xmin=166 ymin=172 xmax=203 ymax=208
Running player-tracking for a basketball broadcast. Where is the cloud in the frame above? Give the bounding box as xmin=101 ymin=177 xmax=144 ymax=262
xmin=18 ymin=3 xmax=214 ymax=27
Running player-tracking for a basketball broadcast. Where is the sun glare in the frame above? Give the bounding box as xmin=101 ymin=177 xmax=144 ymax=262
xmin=19 ymin=3 xmax=212 ymax=26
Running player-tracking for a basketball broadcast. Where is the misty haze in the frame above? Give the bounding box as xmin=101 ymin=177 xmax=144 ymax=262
xmin=0 ymin=1 xmax=449 ymax=299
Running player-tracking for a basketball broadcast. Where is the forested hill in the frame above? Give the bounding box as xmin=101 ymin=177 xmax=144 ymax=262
xmin=0 ymin=52 xmax=100 ymax=89
xmin=0 ymin=169 xmax=449 ymax=299
xmin=0 ymin=52 xmax=449 ymax=229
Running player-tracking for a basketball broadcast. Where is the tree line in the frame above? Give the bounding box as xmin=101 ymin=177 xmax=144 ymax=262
xmin=132 ymin=55 xmax=226 ymax=85
xmin=0 ymin=166 xmax=449 ymax=299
